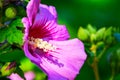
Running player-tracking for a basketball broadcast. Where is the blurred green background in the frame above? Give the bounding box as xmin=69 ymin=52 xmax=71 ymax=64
xmin=0 ymin=0 xmax=120 ymax=80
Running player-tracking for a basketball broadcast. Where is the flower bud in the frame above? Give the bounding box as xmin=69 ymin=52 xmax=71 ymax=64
xmin=96 ymin=27 xmax=106 ymax=41
xmin=87 ymin=24 xmax=96 ymax=34
xmin=1 ymin=62 xmax=16 ymax=76
xmin=5 ymin=7 xmax=17 ymax=18
xmin=103 ymin=27 xmax=112 ymax=40
xmin=90 ymin=34 xmax=96 ymax=43
xmin=96 ymin=41 xmax=104 ymax=47
xmin=103 ymin=27 xmax=113 ymax=44
xmin=78 ymin=27 xmax=89 ymax=41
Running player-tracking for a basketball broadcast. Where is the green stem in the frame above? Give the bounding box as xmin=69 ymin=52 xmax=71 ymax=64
xmin=90 ymin=44 xmax=109 ymax=80
xmin=97 ymin=46 xmax=108 ymax=60
xmin=92 ymin=57 xmax=100 ymax=80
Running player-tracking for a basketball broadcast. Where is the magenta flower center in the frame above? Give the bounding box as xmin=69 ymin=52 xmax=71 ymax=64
xmin=28 ymin=37 xmax=56 ymax=52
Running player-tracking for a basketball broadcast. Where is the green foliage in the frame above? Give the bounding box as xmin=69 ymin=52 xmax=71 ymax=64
xmin=0 ymin=19 xmax=24 ymax=46
xmin=10 ymin=19 xmax=23 ymax=28
xmin=14 ymin=67 xmax=25 ymax=79
xmin=20 ymin=58 xmax=35 ymax=72
xmin=0 ymin=49 xmax=25 ymax=62
xmin=0 ymin=4 xmax=25 ymax=77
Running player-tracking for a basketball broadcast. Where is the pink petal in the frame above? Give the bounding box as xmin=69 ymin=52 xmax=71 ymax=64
xmin=27 ymin=0 xmax=40 ymax=26
xmin=30 ymin=39 xmax=87 ymax=80
xmin=29 ymin=4 xmax=70 ymax=40
xmin=40 ymin=4 xmax=57 ymax=20
xmin=25 ymin=71 xmax=35 ymax=80
xmin=48 ymin=71 xmax=68 ymax=80
xmin=23 ymin=41 xmax=40 ymax=62
xmin=8 ymin=71 xmax=35 ymax=80
xmin=8 ymin=73 xmax=23 ymax=80
xmin=22 ymin=17 xmax=30 ymax=41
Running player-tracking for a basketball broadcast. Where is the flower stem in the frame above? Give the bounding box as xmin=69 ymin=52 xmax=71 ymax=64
xmin=97 ymin=46 xmax=108 ymax=60
xmin=90 ymin=44 xmax=100 ymax=80
xmin=90 ymin=44 xmax=109 ymax=80
xmin=91 ymin=57 xmax=100 ymax=80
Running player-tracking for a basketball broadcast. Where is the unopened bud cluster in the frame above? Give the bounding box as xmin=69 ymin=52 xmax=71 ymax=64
xmin=78 ymin=24 xmax=114 ymax=44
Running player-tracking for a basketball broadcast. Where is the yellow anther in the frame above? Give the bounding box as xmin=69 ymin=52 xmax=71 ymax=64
xmin=38 ymin=39 xmax=43 ymax=42
xmin=28 ymin=37 xmax=56 ymax=52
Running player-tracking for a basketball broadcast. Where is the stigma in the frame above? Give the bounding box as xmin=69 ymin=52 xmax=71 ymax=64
xmin=28 ymin=37 xmax=56 ymax=52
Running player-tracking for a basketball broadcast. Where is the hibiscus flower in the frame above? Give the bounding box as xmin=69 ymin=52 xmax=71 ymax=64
xmin=22 ymin=0 xmax=87 ymax=80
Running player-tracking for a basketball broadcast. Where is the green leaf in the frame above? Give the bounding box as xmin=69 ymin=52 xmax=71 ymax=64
xmin=0 ymin=28 xmax=8 ymax=43
xmin=10 ymin=19 xmax=23 ymax=28
xmin=0 ymin=18 xmax=24 ymax=45
xmin=0 ymin=49 xmax=25 ymax=62
xmin=20 ymin=58 xmax=35 ymax=72
xmin=7 ymin=18 xmax=24 ymax=45
xmin=6 ymin=28 xmax=23 ymax=45
xmin=0 ymin=44 xmax=12 ymax=55
xmin=14 ymin=67 xmax=25 ymax=80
